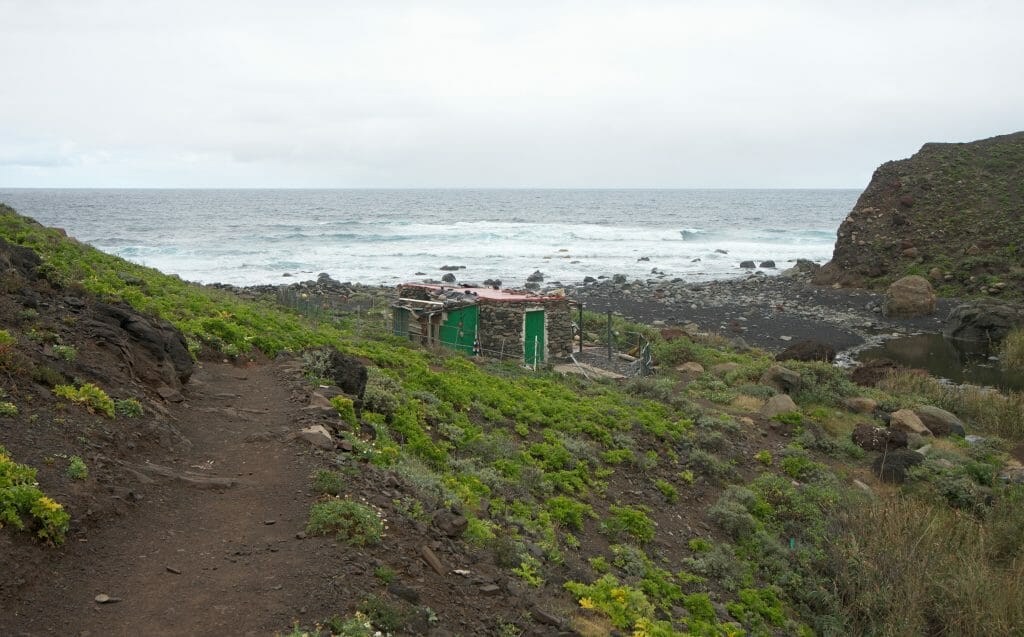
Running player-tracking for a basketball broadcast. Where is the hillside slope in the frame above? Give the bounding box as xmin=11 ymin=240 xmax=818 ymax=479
xmin=814 ymin=131 xmax=1024 ymax=298
xmin=2 ymin=206 xmax=1023 ymax=636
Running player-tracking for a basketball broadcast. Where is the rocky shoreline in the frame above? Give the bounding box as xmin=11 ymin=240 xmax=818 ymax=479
xmin=216 ymin=263 xmax=970 ymax=362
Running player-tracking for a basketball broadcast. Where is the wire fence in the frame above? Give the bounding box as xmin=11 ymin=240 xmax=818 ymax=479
xmin=275 ymin=289 xmax=652 ymax=376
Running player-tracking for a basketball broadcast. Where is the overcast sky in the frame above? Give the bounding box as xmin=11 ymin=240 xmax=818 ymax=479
xmin=1 ymin=0 xmax=1022 ymax=189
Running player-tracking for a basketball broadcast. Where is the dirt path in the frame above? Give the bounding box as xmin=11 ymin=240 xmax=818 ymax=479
xmin=4 ymin=360 xmax=343 ymax=636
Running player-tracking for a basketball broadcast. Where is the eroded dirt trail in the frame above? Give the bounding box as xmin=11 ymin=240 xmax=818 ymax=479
xmin=6 ymin=360 xmax=342 ymax=636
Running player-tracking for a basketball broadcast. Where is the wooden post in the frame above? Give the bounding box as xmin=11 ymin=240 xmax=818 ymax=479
xmin=607 ymin=310 xmax=613 ymax=360
xmin=578 ymin=302 xmax=584 ymax=354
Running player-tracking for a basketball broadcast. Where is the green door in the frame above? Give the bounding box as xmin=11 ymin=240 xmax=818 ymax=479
xmin=439 ymin=306 xmax=479 ymax=354
xmin=524 ymin=310 xmax=545 ymax=366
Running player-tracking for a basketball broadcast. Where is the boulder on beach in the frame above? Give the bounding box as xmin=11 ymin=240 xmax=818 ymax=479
xmin=882 ymin=275 xmax=936 ymax=318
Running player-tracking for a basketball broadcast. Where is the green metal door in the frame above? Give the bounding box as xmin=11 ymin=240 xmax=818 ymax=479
xmin=440 ymin=306 xmax=479 ymax=354
xmin=524 ymin=310 xmax=545 ymax=366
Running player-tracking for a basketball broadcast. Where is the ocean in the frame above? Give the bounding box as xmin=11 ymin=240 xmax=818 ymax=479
xmin=0 ymin=189 xmax=858 ymax=287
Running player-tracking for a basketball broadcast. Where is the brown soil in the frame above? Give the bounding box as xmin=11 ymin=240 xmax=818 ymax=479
xmin=0 ymin=355 xmax=593 ymax=636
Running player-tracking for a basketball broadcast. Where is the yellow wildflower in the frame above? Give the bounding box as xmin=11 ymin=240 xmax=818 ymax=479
xmin=579 ymin=597 xmax=596 ymax=610
xmin=36 ymin=496 xmax=62 ymax=512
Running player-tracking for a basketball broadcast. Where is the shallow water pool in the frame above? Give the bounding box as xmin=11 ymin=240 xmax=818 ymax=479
xmin=857 ymin=333 xmax=1024 ymax=392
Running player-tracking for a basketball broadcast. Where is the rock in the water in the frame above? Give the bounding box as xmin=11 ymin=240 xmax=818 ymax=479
xmin=298 ymin=424 xmax=335 ymax=449
xmin=758 ymin=260 xmax=776 ymax=268
xmin=943 ymin=300 xmax=1024 ymax=343
xmin=761 ymin=394 xmax=798 ymax=418
xmin=913 ymin=405 xmax=966 ymax=437
xmin=889 ymin=409 xmax=932 ymax=436
xmin=739 ymin=260 xmax=756 ymax=269
xmin=844 ymin=397 xmax=878 ymax=413
xmin=872 ymin=449 xmax=925 ymax=483
xmin=527 ymin=270 xmax=545 ymax=282
xmin=852 ymin=423 xmax=908 ymax=452
xmin=760 ymin=364 xmax=801 ymax=394
xmin=882 ymin=275 xmax=936 ymax=318
xmin=776 ymin=339 xmax=836 ymax=363
xmin=441 ymin=273 xmax=456 ymax=283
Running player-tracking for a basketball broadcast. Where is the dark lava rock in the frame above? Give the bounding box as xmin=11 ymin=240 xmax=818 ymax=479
xmin=775 ymin=339 xmax=836 ymax=363
xmin=759 ymin=260 xmax=776 ymax=268
xmin=739 ymin=260 xmax=756 ymax=269
xmin=0 ymin=236 xmax=42 ymax=280
xmin=872 ymin=449 xmax=925 ymax=483
xmin=322 ymin=348 xmax=368 ymax=398
xmin=526 ymin=270 xmax=545 ymax=283
xmin=943 ymin=300 xmax=1024 ymax=343
xmin=441 ymin=273 xmax=457 ymax=283
xmin=432 ymin=509 xmax=468 ymax=538
xmin=852 ymin=424 xmax=908 ymax=452
xmin=88 ymin=301 xmax=194 ymax=387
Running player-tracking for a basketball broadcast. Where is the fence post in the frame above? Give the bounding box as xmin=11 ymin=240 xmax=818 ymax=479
xmin=578 ymin=302 xmax=584 ymax=354
xmin=607 ymin=311 xmax=613 ymax=360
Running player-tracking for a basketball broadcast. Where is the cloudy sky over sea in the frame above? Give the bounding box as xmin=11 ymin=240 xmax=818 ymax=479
xmin=1 ymin=0 xmax=1022 ymax=189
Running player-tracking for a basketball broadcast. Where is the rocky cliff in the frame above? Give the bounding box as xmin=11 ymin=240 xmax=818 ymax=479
xmin=814 ymin=132 xmax=1024 ymax=298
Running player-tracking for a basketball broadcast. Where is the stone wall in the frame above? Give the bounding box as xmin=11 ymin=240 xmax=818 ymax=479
xmin=397 ymin=285 xmax=432 ymax=301
xmin=478 ymin=299 xmax=573 ymax=361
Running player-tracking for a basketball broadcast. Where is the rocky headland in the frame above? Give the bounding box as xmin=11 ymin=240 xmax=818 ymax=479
xmin=814 ymin=131 xmax=1024 ymax=298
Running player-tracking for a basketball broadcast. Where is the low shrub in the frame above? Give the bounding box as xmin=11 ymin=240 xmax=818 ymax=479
xmin=51 ymin=344 xmax=77 ymax=362
xmin=53 ymin=383 xmax=115 ymax=418
xmin=0 ymin=445 xmax=71 ymax=544
xmin=600 ymin=504 xmax=655 ymax=544
xmin=65 ymin=456 xmax=88 ymax=480
xmin=114 ymin=398 xmax=144 ymax=417
xmin=306 ymin=499 xmax=383 ymax=546
xmin=312 ymin=469 xmax=346 ymax=496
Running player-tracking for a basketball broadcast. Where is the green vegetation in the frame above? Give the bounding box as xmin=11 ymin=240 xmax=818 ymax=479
xmin=65 ymin=456 xmax=88 ymax=480
xmin=1 ymin=445 xmax=70 ymax=544
xmin=114 ymin=398 xmax=144 ymax=417
xmin=4 ymin=207 xmax=1023 ymax=635
xmin=51 ymin=344 xmax=76 ymax=362
xmin=879 ymin=370 xmax=1024 ymax=440
xmin=306 ymin=498 xmax=384 ymax=546
xmin=54 ymin=383 xmax=115 ymax=418
xmin=330 ymin=395 xmax=358 ymax=426
xmin=0 ymin=401 xmax=18 ymax=417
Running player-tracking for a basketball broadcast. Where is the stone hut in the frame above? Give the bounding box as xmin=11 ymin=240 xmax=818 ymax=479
xmin=393 ymin=284 xmax=573 ymax=365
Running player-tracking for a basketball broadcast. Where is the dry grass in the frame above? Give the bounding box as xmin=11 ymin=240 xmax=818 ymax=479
xmin=879 ymin=370 xmax=1024 ymax=441
xmin=830 ymin=493 xmax=1024 ymax=636
xmin=730 ymin=395 xmax=765 ymax=412
xmin=1000 ymin=328 xmax=1024 ymax=372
